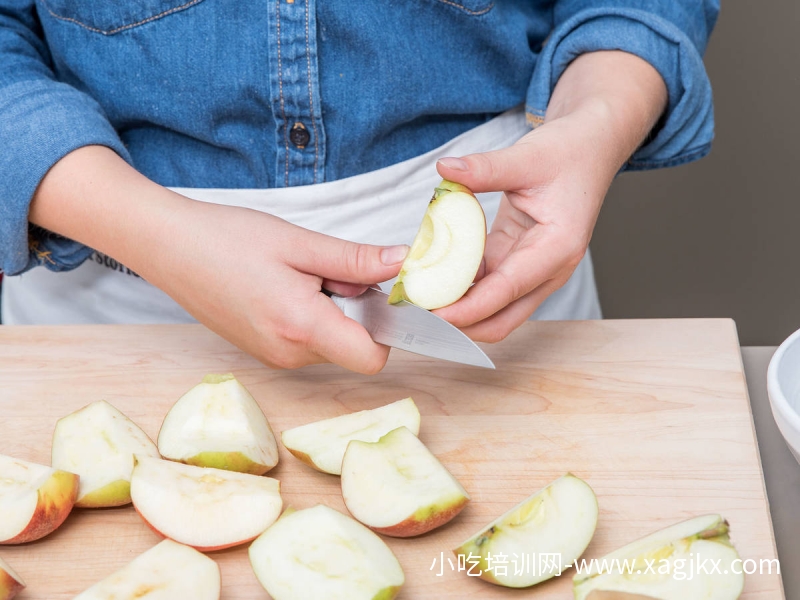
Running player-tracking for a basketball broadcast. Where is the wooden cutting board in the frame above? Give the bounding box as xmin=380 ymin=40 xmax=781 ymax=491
xmin=0 ymin=320 xmax=783 ymax=599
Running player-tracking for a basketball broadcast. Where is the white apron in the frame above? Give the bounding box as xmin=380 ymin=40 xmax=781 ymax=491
xmin=2 ymin=107 xmax=601 ymax=325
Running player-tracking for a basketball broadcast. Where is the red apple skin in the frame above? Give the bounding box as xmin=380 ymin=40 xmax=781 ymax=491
xmin=368 ymin=497 xmax=469 ymax=538
xmin=0 ymin=568 xmax=24 ymax=600
xmin=134 ymin=506 xmax=261 ymax=552
xmin=2 ymin=470 xmax=79 ymax=544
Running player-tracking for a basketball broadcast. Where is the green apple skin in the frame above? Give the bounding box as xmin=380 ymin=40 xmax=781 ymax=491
xmin=77 ymin=479 xmax=131 ymax=508
xmin=371 ymin=492 xmax=469 ymax=538
xmin=181 ymin=451 xmax=265 ymax=475
xmin=372 ymin=586 xmax=402 ymax=600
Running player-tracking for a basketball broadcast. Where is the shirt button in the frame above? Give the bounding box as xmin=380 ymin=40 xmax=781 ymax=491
xmin=289 ymin=122 xmax=310 ymax=149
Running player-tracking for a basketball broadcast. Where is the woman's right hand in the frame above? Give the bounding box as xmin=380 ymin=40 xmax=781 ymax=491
xmin=29 ymin=146 xmax=408 ymax=374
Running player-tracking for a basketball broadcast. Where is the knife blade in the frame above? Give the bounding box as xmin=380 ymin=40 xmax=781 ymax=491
xmin=327 ymin=288 xmax=495 ymax=369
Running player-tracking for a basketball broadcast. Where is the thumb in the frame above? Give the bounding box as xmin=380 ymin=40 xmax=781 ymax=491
xmin=436 ymin=141 xmax=539 ymax=194
xmin=289 ymin=230 xmax=409 ymax=284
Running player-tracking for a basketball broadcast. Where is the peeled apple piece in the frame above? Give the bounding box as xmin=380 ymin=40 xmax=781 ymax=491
xmin=341 ymin=425 xmax=470 ymax=537
xmin=0 ymin=454 xmax=79 ymax=544
xmin=130 ymin=456 xmax=282 ymax=551
xmin=51 ymin=400 xmax=160 ymax=507
xmin=388 ymin=179 xmax=486 ymax=309
xmin=281 ymin=397 xmax=420 ymax=475
xmin=249 ymin=504 xmax=405 ymax=600
xmin=0 ymin=556 xmax=25 ymax=600
xmin=74 ymin=539 xmax=220 ymax=600
xmin=572 ymin=514 xmax=745 ymax=600
xmin=157 ymin=374 xmax=279 ymax=475
xmin=453 ymin=473 xmax=598 ymax=588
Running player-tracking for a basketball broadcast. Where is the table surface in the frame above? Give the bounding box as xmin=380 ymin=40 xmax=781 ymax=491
xmin=740 ymin=347 xmax=799 ymax=599
xmin=0 ymin=322 xmax=785 ymax=599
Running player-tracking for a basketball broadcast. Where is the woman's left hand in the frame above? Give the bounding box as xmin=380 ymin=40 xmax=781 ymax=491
xmin=434 ymin=50 xmax=668 ymax=342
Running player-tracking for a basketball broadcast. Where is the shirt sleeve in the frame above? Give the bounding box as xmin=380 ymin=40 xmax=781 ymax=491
xmin=0 ymin=1 xmax=131 ymax=276
xmin=526 ymin=1 xmax=720 ymax=171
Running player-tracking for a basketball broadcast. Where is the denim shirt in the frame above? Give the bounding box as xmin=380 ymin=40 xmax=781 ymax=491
xmin=0 ymin=0 xmax=719 ymax=276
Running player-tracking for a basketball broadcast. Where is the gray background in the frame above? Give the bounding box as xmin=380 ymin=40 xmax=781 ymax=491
xmin=591 ymin=1 xmax=800 ymax=346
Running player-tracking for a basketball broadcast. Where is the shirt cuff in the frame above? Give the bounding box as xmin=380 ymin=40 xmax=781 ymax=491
xmin=526 ymin=7 xmax=715 ymax=171
xmin=0 ymin=79 xmax=132 ymax=276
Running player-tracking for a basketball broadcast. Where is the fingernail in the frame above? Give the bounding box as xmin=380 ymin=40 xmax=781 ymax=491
xmin=437 ymin=157 xmax=469 ymax=171
xmin=381 ymin=245 xmax=409 ymax=265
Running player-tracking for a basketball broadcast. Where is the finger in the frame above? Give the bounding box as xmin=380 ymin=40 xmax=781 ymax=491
xmin=435 ymin=232 xmax=561 ymax=328
xmin=436 ymin=137 xmax=547 ymax=194
xmin=473 ymin=257 xmax=487 ymax=282
xmin=287 ymin=228 xmax=408 ymax=285
xmin=321 ymin=279 xmax=369 ymax=297
xmin=308 ymin=293 xmax=391 ymax=374
xmin=460 ymin=279 xmax=561 ymax=343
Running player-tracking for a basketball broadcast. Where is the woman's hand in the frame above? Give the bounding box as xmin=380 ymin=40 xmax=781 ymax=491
xmin=152 ymin=200 xmax=409 ymax=373
xmin=434 ymin=50 xmax=668 ymax=342
xmin=29 ymin=146 xmax=408 ymax=374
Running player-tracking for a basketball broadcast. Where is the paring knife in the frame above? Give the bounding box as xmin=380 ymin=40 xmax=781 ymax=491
xmin=326 ymin=288 xmax=495 ymax=369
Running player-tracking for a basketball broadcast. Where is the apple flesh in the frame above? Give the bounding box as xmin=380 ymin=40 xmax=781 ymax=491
xmin=130 ymin=455 xmax=282 ymax=551
xmin=249 ymin=504 xmax=405 ymax=600
xmin=0 ymin=454 xmax=78 ymax=544
xmin=281 ymin=397 xmax=420 ymax=475
xmin=573 ymin=514 xmax=745 ymax=600
xmin=0 ymin=556 xmax=25 ymax=600
xmin=388 ymin=179 xmax=486 ymax=310
xmin=51 ymin=400 xmax=160 ymax=508
xmin=157 ymin=374 xmax=279 ymax=475
xmin=453 ymin=473 xmax=598 ymax=588
xmin=74 ymin=539 xmax=220 ymax=600
xmin=341 ymin=425 xmax=469 ymax=537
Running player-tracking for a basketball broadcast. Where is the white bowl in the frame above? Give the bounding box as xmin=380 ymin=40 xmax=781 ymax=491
xmin=767 ymin=326 xmax=800 ymax=464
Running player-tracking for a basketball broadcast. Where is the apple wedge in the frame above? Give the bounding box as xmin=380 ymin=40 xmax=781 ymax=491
xmin=388 ymin=179 xmax=485 ymax=310
xmin=0 ymin=556 xmax=25 ymax=600
xmin=281 ymin=397 xmax=420 ymax=475
xmin=249 ymin=504 xmax=405 ymax=600
xmin=453 ymin=473 xmax=598 ymax=587
xmin=341 ymin=425 xmax=469 ymax=537
xmin=157 ymin=374 xmax=279 ymax=475
xmin=51 ymin=400 xmax=160 ymax=508
xmin=130 ymin=456 xmax=282 ymax=551
xmin=74 ymin=539 xmax=220 ymax=600
xmin=573 ymin=514 xmax=745 ymax=600
xmin=0 ymin=454 xmax=78 ymax=544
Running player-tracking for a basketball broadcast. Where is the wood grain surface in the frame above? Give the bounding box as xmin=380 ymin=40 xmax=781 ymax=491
xmin=0 ymin=320 xmax=783 ymax=598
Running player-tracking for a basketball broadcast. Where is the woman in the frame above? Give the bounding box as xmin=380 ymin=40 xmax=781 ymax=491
xmin=0 ymin=1 xmax=718 ymax=372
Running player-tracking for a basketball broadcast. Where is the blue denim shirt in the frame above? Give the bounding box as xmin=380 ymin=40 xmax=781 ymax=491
xmin=0 ymin=0 xmax=719 ymax=276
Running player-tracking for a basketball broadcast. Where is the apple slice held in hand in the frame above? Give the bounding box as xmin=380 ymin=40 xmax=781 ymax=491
xmin=0 ymin=454 xmax=78 ymax=544
xmin=51 ymin=400 xmax=160 ymax=508
xmin=341 ymin=426 xmax=469 ymax=537
xmin=388 ymin=179 xmax=486 ymax=310
xmin=453 ymin=473 xmax=598 ymax=588
xmin=281 ymin=397 xmax=420 ymax=475
xmin=249 ymin=504 xmax=405 ymax=600
xmin=158 ymin=374 xmax=279 ymax=475
xmin=0 ymin=556 xmax=25 ymax=600
xmin=130 ymin=456 xmax=282 ymax=551
xmin=572 ymin=514 xmax=745 ymax=600
xmin=74 ymin=539 xmax=220 ymax=600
